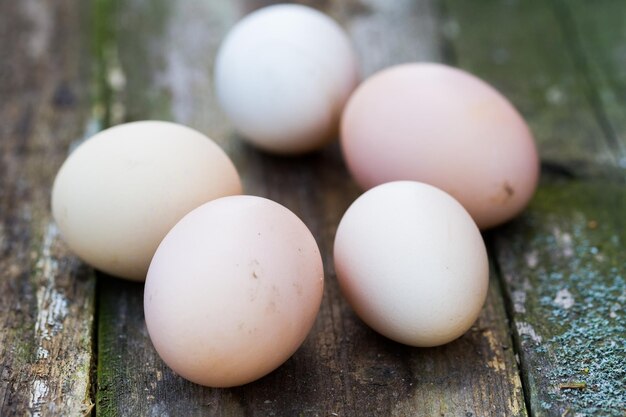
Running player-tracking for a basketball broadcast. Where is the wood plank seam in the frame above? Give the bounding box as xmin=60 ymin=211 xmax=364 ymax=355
xmin=436 ymin=1 xmax=534 ymax=415
xmin=487 ymin=235 xmax=536 ymax=417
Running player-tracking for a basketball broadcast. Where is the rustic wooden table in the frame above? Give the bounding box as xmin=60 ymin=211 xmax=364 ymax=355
xmin=1 ymin=0 xmax=624 ymax=416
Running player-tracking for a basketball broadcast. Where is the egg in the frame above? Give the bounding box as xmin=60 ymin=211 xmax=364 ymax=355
xmin=144 ymin=195 xmax=324 ymax=387
xmin=340 ymin=63 xmax=539 ymax=229
xmin=215 ymin=4 xmax=359 ymax=154
xmin=333 ymin=181 xmax=489 ymax=347
xmin=51 ymin=121 xmax=242 ymax=281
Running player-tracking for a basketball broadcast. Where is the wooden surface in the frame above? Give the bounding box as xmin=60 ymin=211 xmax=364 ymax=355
xmin=0 ymin=0 xmax=624 ymax=416
xmin=0 ymin=1 xmax=96 ymax=416
xmin=442 ymin=1 xmax=626 ymax=416
xmin=495 ymin=182 xmax=626 ymax=416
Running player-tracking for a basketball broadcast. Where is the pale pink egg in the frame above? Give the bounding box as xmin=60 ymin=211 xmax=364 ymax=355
xmin=144 ymin=195 xmax=324 ymax=387
xmin=340 ymin=63 xmax=539 ymax=229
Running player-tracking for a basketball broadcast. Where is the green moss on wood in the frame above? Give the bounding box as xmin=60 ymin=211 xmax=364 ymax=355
xmin=495 ymin=182 xmax=626 ymax=416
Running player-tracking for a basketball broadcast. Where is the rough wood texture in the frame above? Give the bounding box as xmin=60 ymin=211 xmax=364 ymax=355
xmin=495 ymin=183 xmax=626 ymax=417
xmin=0 ymin=1 xmax=96 ymax=416
xmin=4 ymin=0 xmax=623 ymax=416
xmin=442 ymin=1 xmax=626 ymax=416
xmin=95 ymin=0 xmax=526 ymax=416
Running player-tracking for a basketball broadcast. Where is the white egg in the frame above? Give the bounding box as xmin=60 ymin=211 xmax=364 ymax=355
xmin=333 ymin=181 xmax=489 ymax=347
xmin=215 ymin=4 xmax=359 ymax=154
xmin=52 ymin=121 xmax=242 ymax=281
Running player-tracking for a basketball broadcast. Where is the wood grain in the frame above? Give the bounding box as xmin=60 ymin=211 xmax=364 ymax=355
xmin=556 ymin=0 xmax=626 ymax=168
xmin=0 ymin=1 xmax=96 ymax=416
xmin=442 ymin=1 xmax=626 ymax=416
xmin=2 ymin=0 xmax=624 ymax=416
xmin=441 ymin=0 xmax=624 ymax=179
xmin=494 ymin=183 xmax=626 ymax=417
xmin=95 ymin=0 xmax=526 ymax=416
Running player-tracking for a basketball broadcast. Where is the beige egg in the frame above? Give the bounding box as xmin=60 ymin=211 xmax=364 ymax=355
xmin=341 ymin=63 xmax=540 ymax=229
xmin=144 ymin=195 xmax=324 ymax=387
xmin=334 ymin=181 xmax=489 ymax=347
xmin=52 ymin=121 xmax=242 ymax=281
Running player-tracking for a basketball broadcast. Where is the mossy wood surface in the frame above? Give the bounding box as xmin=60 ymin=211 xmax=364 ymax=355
xmin=0 ymin=0 xmax=624 ymax=416
xmin=443 ymin=0 xmax=626 ymax=416
xmin=495 ymin=183 xmax=625 ymax=416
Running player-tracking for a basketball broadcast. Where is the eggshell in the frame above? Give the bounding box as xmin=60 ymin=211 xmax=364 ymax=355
xmin=340 ymin=63 xmax=540 ymax=229
xmin=144 ymin=195 xmax=324 ymax=387
xmin=215 ymin=4 xmax=359 ymax=154
xmin=51 ymin=121 xmax=242 ymax=281
xmin=333 ymin=181 xmax=489 ymax=347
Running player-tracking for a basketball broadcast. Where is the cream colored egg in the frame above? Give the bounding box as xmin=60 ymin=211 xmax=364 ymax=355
xmin=341 ymin=63 xmax=540 ymax=229
xmin=144 ymin=195 xmax=324 ymax=387
xmin=51 ymin=121 xmax=242 ymax=281
xmin=334 ymin=181 xmax=489 ymax=347
xmin=215 ymin=4 xmax=359 ymax=154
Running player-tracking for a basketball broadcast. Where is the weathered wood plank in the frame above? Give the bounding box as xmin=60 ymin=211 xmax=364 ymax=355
xmin=495 ymin=183 xmax=626 ymax=416
xmin=95 ymin=0 xmax=526 ymax=415
xmin=442 ymin=1 xmax=626 ymax=416
xmin=556 ymin=0 xmax=626 ymax=169
xmin=441 ymin=0 xmax=624 ymax=179
xmin=0 ymin=1 xmax=97 ymax=416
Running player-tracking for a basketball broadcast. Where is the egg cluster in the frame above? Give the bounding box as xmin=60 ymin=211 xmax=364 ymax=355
xmin=51 ymin=4 xmax=539 ymax=388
